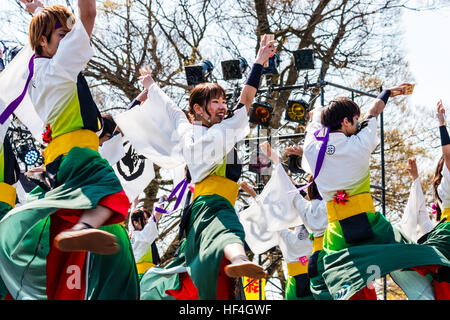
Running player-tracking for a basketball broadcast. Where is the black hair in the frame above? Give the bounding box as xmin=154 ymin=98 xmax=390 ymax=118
xmin=100 ymin=113 xmax=117 ymax=139
xmin=321 ymin=97 xmax=361 ymax=132
xmin=433 ymin=156 xmax=445 ymax=221
xmin=306 ymin=176 xmax=322 ymax=200
xmin=131 ymin=208 xmax=150 ymax=230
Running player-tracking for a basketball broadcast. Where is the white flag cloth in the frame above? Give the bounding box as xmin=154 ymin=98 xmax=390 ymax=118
xmin=293 ymin=196 xmax=328 ymax=238
xmin=114 ymin=83 xmax=187 ymax=169
xmin=258 ymin=163 xmax=304 ymax=231
xmin=99 ymin=134 xmax=126 ymax=166
xmin=400 ymin=178 xmax=436 ymax=242
xmin=0 ymin=45 xmax=44 ymax=143
xmin=112 ymin=140 xmax=155 ymax=203
xmin=238 ymin=199 xmax=280 ymax=255
xmin=238 ymin=163 xmax=305 ymax=254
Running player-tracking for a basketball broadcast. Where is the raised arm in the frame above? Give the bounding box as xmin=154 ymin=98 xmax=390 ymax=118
xmin=78 ymin=0 xmax=97 ymax=38
xmin=367 ymin=83 xmax=413 ymax=119
xmin=239 ymin=35 xmax=277 ymax=112
xmin=240 ymin=181 xmax=257 ymax=198
xmin=20 ymin=0 xmax=43 ymax=14
xmin=402 ymin=157 xmax=436 ymax=239
xmin=406 ymin=158 xmax=419 ymax=181
xmin=259 ymin=141 xmax=280 ymax=165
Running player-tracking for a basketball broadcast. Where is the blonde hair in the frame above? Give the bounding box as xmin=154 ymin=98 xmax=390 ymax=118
xmin=29 ymin=5 xmax=75 ymax=55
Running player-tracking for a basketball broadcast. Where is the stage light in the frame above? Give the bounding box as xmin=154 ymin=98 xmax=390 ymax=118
xmin=288 ymin=155 xmax=305 ymax=174
xmin=249 ymin=101 xmax=273 ymax=127
xmin=262 ymin=53 xmax=280 ymax=75
xmin=285 ymin=99 xmax=309 ymax=123
xmin=221 ymin=57 xmax=248 ymax=81
xmin=185 ymin=60 xmax=214 ymax=86
xmin=293 ymin=49 xmax=315 ymax=71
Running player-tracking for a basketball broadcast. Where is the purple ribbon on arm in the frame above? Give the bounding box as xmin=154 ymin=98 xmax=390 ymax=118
xmin=154 ymin=178 xmax=189 ymax=215
xmin=288 ymin=126 xmax=330 ymax=194
xmin=0 ymin=54 xmax=36 ymax=124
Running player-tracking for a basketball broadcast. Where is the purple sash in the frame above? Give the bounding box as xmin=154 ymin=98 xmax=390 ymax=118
xmin=0 ymin=54 xmax=36 ymax=124
xmin=154 ymin=178 xmax=189 ymax=215
xmin=288 ymin=126 xmax=330 ymax=194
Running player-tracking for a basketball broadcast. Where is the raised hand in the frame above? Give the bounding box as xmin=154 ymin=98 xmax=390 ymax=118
xmin=389 ymin=83 xmax=414 ymax=97
xmin=406 ymin=158 xmax=419 ymax=181
xmin=19 ymin=0 xmax=44 ymax=14
xmin=437 ymin=100 xmax=446 ymax=126
xmin=255 ymin=34 xmax=277 ymax=66
xmin=285 ymin=145 xmax=303 ymax=157
xmin=139 ymin=65 xmax=155 ymax=90
xmin=259 ymin=141 xmax=280 ymax=165
xmin=240 ymin=181 xmax=257 ymax=198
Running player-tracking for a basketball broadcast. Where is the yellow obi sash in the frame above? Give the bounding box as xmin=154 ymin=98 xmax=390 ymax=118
xmin=0 ymin=182 xmax=16 ymax=209
xmin=441 ymin=208 xmax=450 ymax=222
xmin=326 ymin=193 xmax=375 ymax=223
xmin=136 ymin=262 xmax=155 ymax=275
xmin=287 ymin=261 xmax=309 ymax=277
xmin=43 ymin=129 xmax=99 ymax=165
xmin=312 ymin=235 xmax=324 ymax=253
xmin=193 ymin=175 xmax=239 ymax=207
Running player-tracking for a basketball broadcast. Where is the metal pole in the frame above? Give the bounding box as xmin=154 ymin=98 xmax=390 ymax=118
xmin=256 ymin=124 xmax=262 ymax=301
xmin=379 ymin=87 xmax=387 ymax=300
xmin=320 ymin=80 xmax=378 ymax=98
xmin=320 ymin=70 xmax=325 ymax=106
xmin=244 ymin=133 xmax=305 ymax=143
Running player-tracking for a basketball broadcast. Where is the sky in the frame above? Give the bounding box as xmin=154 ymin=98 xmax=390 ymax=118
xmin=400 ymin=4 xmax=450 ymax=111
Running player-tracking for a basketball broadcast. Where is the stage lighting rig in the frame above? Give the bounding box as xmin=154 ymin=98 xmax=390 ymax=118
xmin=185 ymin=60 xmax=214 ymax=86
xmin=221 ymin=57 xmax=248 ymax=81
xmin=293 ymin=49 xmax=315 ymax=71
xmin=249 ymin=101 xmax=273 ymax=127
xmin=285 ymin=99 xmax=309 ymax=123
xmin=262 ymin=53 xmax=280 ymax=75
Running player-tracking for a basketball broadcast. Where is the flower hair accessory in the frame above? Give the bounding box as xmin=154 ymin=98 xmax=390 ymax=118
xmin=431 ymin=203 xmax=437 ymax=215
xmin=334 ymin=190 xmax=349 ymax=205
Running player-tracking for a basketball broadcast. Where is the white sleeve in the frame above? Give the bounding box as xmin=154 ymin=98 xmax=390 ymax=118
xmin=417 ymin=209 xmax=436 ymax=236
xmin=400 ymin=178 xmax=436 ymax=241
xmin=49 ymin=21 xmax=95 ymax=83
xmin=99 ymin=134 xmax=125 ymax=166
xmin=349 ymin=117 xmax=379 ymax=156
xmin=348 ymin=117 xmax=379 ymax=154
xmin=400 ymin=178 xmax=424 ymax=241
xmin=293 ymin=196 xmax=328 ymax=236
xmin=131 ymin=220 xmax=159 ymax=263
